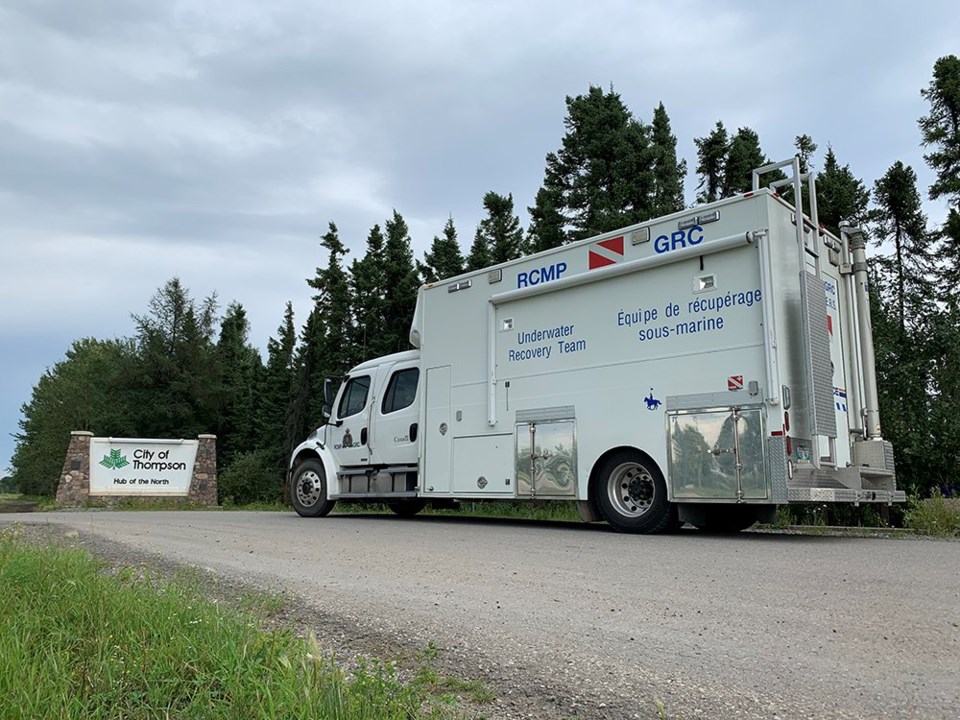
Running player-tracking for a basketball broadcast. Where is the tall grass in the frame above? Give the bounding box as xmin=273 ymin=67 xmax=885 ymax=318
xmin=904 ymin=490 xmax=960 ymax=538
xmin=446 ymin=499 xmax=580 ymax=522
xmin=0 ymin=531 xmax=476 ymax=719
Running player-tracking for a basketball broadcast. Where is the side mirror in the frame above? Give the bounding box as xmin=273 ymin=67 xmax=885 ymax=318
xmin=322 ymin=377 xmax=336 ymax=421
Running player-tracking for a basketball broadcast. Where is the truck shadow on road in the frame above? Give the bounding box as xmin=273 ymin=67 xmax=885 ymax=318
xmin=309 ymin=511 xmax=855 ymax=542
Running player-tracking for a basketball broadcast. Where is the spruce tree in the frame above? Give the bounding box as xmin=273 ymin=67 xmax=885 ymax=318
xmin=291 ymin=223 xmax=354 ymax=441
xmin=419 ymin=217 xmax=465 ymax=283
xmin=350 ymin=224 xmax=387 ymax=359
xmin=868 ymin=167 xmax=935 ymax=497
xmin=526 ymin=184 xmax=567 ymax=253
xmin=650 ymin=102 xmax=686 ymax=215
xmin=795 ymin=134 xmax=817 ymax=174
xmin=920 ymin=55 xmax=960 ymax=203
xmin=540 ymin=85 xmax=655 ymax=240
xmin=721 ymin=127 xmax=768 ymax=197
xmin=308 ymin=222 xmax=354 ymax=375
xmin=919 ymin=54 xmax=960 ymax=294
xmin=918 ymin=54 xmax=960 ymax=491
xmin=466 ymin=227 xmax=491 ymax=272
xmin=258 ymin=301 xmax=298 ymax=467
xmin=381 ymin=211 xmax=419 ymax=354
xmin=869 ymin=161 xmax=933 ymax=334
xmin=694 ymin=121 xmax=728 ymax=204
xmin=816 ymin=147 xmax=870 ymax=237
xmin=866 ymin=163 xmax=934 ymax=495
xmin=128 ymin=278 xmax=220 ymax=439
xmin=475 ymin=191 xmax=524 ymax=266
xmin=215 ymin=302 xmax=263 ymax=468
xmin=287 ymin=307 xmax=324 ymax=444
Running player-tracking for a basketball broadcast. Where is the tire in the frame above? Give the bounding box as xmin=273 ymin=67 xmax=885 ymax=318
xmin=290 ymin=459 xmax=336 ymax=517
xmin=386 ymin=499 xmax=427 ymax=517
xmin=693 ymin=506 xmax=757 ymax=533
xmin=594 ymin=450 xmax=673 ymax=534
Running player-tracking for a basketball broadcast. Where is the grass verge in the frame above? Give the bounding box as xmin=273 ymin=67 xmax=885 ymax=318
xmin=0 ymin=529 xmax=483 ymax=719
xmin=333 ymin=499 xmax=582 ymax=523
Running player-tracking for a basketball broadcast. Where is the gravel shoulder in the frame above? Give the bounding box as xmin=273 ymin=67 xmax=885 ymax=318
xmin=3 ymin=511 xmax=959 ymax=720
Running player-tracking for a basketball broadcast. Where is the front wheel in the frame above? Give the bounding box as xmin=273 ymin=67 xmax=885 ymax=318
xmin=290 ymin=459 xmax=336 ymax=517
xmin=594 ymin=450 xmax=673 ymax=534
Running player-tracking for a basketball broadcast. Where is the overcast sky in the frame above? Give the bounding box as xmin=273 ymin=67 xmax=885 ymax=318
xmin=1 ymin=0 xmax=957 ymax=474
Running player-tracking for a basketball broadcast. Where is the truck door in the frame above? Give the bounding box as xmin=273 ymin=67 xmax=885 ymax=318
xmin=423 ymin=365 xmax=452 ymax=495
xmin=370 ymin=360 xmax=420 ymax=467
xmin=331 ymin=372 xmax=374 ymax=467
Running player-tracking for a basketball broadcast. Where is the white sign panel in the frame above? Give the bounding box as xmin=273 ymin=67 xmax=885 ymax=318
xmin=89 ymin=438 xmax=198 ymax=496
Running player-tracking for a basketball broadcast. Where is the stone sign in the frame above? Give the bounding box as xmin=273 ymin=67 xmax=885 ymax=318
xmin=56 ymin=432 xmax=218 ymax=507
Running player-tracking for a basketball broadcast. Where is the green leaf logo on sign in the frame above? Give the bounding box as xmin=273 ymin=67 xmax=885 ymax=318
xmin=99 ymin=449 xmax=129 ymax=470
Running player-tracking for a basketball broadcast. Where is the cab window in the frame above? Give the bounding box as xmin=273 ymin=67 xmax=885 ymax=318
xmin=337 ymin=375 xmax=371 ymax=418
xmin=381 ymin=368 xmax=419 ymax=414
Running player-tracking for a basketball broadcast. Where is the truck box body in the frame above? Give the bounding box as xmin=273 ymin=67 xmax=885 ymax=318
xmin=289 ymin=179 xmax=904 ymax=532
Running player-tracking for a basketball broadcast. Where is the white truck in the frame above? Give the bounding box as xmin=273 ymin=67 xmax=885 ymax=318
xmin=288 ymin=158 xmax=904 ymax=532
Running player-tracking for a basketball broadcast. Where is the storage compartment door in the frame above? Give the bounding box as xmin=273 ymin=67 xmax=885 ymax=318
xmin=668 ymin=408 xmax=768 ymax=500
xmin=452 ymin=435 xmax=515 ymax=495
xmin=515 ymin=420 xmax=577 ymax=497
xmin=736 ymin=408 xmax=768 ymax=499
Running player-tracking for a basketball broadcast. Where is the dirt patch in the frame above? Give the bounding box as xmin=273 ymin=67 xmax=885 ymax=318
xmin=0 ymin=500 xmax=39 ymax=513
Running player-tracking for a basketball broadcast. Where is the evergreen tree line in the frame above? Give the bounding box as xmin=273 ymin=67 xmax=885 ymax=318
xmin=11 ymin=57 xmax=960 ymax=506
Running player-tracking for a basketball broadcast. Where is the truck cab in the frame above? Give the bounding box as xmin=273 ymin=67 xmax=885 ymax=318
xmin=289 ymin=350 xmax=427 ymax=517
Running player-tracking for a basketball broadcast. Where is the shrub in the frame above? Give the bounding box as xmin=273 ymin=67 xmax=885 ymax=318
xmin=217 ymin=450 xmax=285 ymax=506
xmin=781 ymin=502 xmax=903 ymax=528
xmin=904 ymin=490 xmax=960 ymax=538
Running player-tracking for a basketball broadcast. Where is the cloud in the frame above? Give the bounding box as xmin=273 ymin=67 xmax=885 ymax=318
xmin=2 ymin=0 xmax=959 ymax=470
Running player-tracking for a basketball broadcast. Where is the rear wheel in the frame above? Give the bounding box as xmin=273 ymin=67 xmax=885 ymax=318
xmin=594 ymin=450 xmax=673 ymax=534
xmin=386 ymin=499 xmax=427 ymax=517
xmin=290 ymin=459 xmax=336 ymax=517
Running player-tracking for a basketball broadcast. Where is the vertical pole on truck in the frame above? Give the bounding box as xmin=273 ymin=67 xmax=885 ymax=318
xmin=756 ymin=229 xmax=780 ymax=406
xmin=841 ymin=223 xmax=882 ymax=439
xmin=807 ymin=172 xmax=821 ymax=234
xmin=487 ymin=302 xmax=497 ymax=427
xmin=838 ymin=229 xmax=864 ymax=436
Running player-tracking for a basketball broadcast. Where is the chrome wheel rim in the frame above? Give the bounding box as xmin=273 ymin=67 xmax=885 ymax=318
xmin=296 ymin=470 xmax=323 ymax=507
xmin=607 ymin=462 xmax=655 ymax=517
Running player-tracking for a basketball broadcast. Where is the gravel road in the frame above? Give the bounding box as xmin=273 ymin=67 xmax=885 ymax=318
xmin=4 ymin=510 xmax=958 ymax=719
